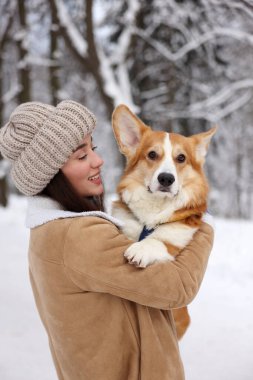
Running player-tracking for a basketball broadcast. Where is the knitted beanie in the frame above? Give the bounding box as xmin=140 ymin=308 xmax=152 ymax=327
xmin=0 ymin=100 xmax=96 ymax=196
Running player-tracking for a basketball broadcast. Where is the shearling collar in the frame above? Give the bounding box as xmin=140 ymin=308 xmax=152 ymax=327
xmin=25 ymin=195 xmax=124 ymax=229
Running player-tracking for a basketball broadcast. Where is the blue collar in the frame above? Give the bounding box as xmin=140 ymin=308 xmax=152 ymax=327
xmin=138 ymin=225 xmax=155 ymax=241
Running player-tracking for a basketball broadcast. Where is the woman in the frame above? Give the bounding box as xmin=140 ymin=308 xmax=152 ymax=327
xmin=0 ymin=100 xmax=214 ymax=380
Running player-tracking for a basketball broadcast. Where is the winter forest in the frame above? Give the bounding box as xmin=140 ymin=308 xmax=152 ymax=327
xmin=1 ymin=2 xmax=253 ymax=380
xmin=0 ymin=0 xmax=253 ymax=219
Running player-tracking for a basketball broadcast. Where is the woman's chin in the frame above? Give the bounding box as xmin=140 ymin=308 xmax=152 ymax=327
xmin=95 ymin=183 xmax=104 ymax=195
xmin=85 ymin=184 xmax=104 ymax=197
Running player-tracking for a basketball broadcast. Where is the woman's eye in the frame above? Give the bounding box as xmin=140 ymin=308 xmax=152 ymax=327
xmin=78 ymin=155 xmax=87 ymax=160
xmin=148 ymin=151 xmax=158 ymax=160
xmin=78 ymin=146 xmax=97 ymax=160
xmin=176 ymin=154 xmax=186 ymax=163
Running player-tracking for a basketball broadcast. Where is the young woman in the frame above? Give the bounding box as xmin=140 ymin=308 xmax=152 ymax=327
xmin=0 ymin=100 xmax=214 ymax=380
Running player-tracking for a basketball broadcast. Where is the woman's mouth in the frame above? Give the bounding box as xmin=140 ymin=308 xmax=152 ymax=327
xmin=88 ymin=174 xmax=102 ymax=185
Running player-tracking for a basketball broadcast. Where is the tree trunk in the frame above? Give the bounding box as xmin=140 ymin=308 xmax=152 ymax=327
xmin=48 ymin=0 xmax=114 ymax=118
xmin=0 ymin=174 xmax=8 ymax=207
xmin=17 ymin=0 xmax=31 ymax=103
xmin=49 ymin=3 xmax=60 ymax=105
xmin=235 ymin=144 xmax=243 ymax=218
xmin=0 ymin=53 xmax=3 ymax=127
xmin=0 ymin=56 xmax=7 ymax=207
xmin=0 ymin=6 xmax=14 ymax=206
xmin=85 ymin=0 xmax=114 ymax=118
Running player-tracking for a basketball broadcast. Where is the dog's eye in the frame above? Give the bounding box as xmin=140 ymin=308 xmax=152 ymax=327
xmin=148 ymin=151 xmax=158 ymax=160
xmin=176 ymin=154 xmax=186 ymax=163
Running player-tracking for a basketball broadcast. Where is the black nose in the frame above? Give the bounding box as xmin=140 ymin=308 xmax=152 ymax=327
xmin=158 ymin=173 xmax=175 ymax=187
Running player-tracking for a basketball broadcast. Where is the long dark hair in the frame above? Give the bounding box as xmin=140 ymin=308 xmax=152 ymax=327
xmin=40 ymin=170 xmax=104 ymax=213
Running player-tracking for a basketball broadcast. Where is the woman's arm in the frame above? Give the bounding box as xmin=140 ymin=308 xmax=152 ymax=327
xmin=63 ymin=217 xmax=214 ymax=310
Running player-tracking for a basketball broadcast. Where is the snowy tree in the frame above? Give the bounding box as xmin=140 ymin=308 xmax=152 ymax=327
xmin=127 ymin=0 xmax=253 ymax=217
xmin=0 ymin=0 xmax=253 ymax=217
xmin=0 ymin=0 xmax=15 ymax=206
xmin=16 ymin=0 xmax=31 ymax=103
xmin=0 ymin=0 xmax=15 ymax=125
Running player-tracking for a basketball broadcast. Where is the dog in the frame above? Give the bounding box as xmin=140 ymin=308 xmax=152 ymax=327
xmin=111 ymin=104 xmax=216 ymax=339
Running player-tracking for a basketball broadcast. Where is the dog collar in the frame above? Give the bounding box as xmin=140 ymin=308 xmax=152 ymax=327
xmin=138 ymin=225 xmax=155 ymax=241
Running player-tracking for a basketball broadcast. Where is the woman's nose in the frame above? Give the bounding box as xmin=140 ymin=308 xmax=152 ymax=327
xmin=91 ymin=150 xmax=104 ymax=168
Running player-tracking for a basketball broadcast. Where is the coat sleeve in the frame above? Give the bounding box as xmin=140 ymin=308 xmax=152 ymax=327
xmin=63 ymin=216 xmax=214 ymax=310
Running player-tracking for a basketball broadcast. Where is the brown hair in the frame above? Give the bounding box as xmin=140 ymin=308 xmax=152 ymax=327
xmin=40 ymin=170 xmax=104 ymax=213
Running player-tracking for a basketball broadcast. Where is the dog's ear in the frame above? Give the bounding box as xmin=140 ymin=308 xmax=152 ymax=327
xmin=192 ymin=126 xmax=217 ymax=164
xmin=112 ymin=104 xmax=149 ymax=158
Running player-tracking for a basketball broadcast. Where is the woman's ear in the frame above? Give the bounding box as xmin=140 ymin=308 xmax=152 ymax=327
xmin=112 ymin=104 xmax=150 ymax=159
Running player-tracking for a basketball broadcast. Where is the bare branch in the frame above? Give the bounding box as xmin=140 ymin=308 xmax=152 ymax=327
xmin=148 ymin=80 xmax=253 ymax=122
xmin=0 ymin=1 xmax=15 ymax=50
xmin=134 ymin=27 xmax=253 ymax=62
xmin=99 ymin=0 xmax=140 ymax=111
xmin=54 ymin=0 xmax=87 ymax=57
xmin=2 ymin=83 xmax=22 ymax=104
xmin=214 ymin=91 xmax=252 ymax=121
xmin=190 ymin=79 xmax=253 ymax=112
xmin=109 ymin=0 xmax=141 ymax=65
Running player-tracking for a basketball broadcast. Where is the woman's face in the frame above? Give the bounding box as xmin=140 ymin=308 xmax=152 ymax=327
xmin=61 ymin=135 xmax=104 ymax=197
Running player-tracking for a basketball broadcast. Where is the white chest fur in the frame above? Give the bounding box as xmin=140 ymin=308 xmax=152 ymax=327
xmin=112 ymin=195 xmax=197 ymax=249
xmin=112 ymin=193 xmax=198 ymax=267
xmin=121 ymin=186 xmax=189 ymax=229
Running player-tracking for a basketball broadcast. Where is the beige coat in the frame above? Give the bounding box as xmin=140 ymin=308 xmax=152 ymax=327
xmin=27 ymin=196 xmax=214 ymax=380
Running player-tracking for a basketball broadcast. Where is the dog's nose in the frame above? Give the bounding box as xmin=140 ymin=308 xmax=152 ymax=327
xmin=158 ymin=173 xmax=175 ymax=187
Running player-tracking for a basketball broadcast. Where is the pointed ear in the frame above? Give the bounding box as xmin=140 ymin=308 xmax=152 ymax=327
xmin=112 ymin=104 xmax=150 ymax=158
xmin=192 ymin=126 xmax=218 ymax=164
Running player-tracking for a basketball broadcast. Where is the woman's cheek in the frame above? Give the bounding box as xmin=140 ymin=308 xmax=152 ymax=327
xmin=76 ymin=162 xmax=90 ymax=178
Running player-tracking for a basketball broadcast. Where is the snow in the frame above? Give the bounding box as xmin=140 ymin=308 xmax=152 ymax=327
xmin=55 ymin=0 xmax=87 ymax=57
xmin=2 ymin=84 xmax=22 ymax=105
xmin=180 ymin=218 xmax=253 ymax=380
xmin=25 ymin=55 xmax=59 ymax=67
xmin=97 ymin=43 xmax=139 ymax=112
xmin=94 ymin=0 xmax=139 ymax=111
xmin=110 ymin=0 xmax=140 ymax=65
xmin=0 ymin=195 xmax=253 ymax=380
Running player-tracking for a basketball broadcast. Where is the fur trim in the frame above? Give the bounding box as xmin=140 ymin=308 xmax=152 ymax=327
xmin=202 ymin=211 xmax=215 ymax=229
xmin=25 ymin=195 xmax=124 ymax=229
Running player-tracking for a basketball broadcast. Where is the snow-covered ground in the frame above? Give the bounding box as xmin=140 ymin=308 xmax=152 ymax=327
xmin=0 ymin=195 xmax=253 ymax=380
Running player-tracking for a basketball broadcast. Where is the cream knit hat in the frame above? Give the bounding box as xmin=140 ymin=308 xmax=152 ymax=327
xmin=0 ymin=100 xmax=96 ymax=196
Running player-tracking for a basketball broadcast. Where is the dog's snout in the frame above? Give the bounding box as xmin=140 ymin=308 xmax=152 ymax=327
xmin=158 ymin=173 xmax=175 ymax=187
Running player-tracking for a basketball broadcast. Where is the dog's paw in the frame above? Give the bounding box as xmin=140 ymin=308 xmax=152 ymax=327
xmin=124 ymin=239 xmax=174 ymax=268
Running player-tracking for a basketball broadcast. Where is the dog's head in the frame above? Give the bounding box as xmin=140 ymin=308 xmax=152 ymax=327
xmin=112 ymin=104 xmax=216 ymax=209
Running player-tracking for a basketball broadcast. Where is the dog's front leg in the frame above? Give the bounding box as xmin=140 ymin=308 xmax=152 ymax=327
xmin=112 ymin=203 xmax=143 ymax=240
xmin=124 ymin=238 xmax=174 ymax=268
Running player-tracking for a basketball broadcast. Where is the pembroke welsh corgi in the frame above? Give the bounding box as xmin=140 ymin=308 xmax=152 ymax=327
xmin=111 ymin=104 xmax=216 ymax=339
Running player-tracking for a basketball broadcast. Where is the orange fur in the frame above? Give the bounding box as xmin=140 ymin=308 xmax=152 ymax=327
xmin=172 ymin=307 xmax=191 ymax=340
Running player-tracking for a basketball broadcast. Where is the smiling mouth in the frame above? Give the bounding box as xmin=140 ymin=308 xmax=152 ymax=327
xmin=88 ymin=173 xmax=100 ymax=182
